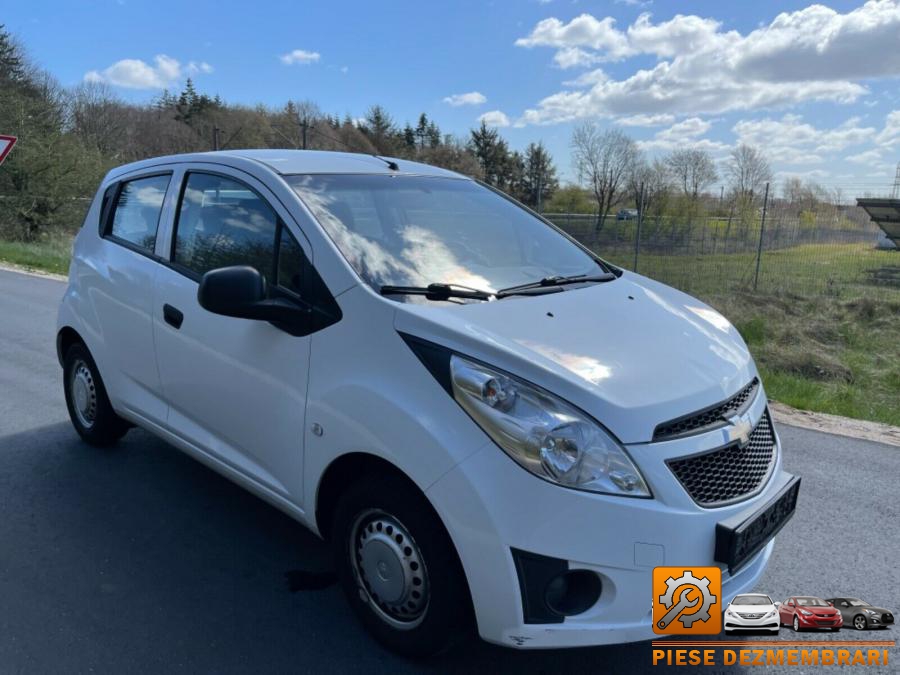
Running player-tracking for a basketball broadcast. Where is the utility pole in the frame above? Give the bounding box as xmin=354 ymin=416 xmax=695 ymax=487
xmin=634 ymin=181 xmax=645 ymax=273
xmin=212 ymin=125 xmax=221 ymax=151
xmin=299 ymin=117 xmax=310 ymax=150
xmin=753 ymin=182 xmax=770 ymax=291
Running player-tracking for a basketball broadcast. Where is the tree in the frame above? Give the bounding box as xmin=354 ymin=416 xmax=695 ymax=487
xmin=570 ymin=123 xmax=640 ymax=230
xmin=519 ymin=142 xmax=558 ymax=211
xmin=726 ymin=144 xmax=772 ymax=203
xmin=665 ymin=148 xmax=717 ymax=199
xmin=627 ymin=157 xmax=670 ymax=218
xmin=469 ymin=121 xmax=511 ymax=188
xmin=361 ymin=104 xmax=396 ymax=154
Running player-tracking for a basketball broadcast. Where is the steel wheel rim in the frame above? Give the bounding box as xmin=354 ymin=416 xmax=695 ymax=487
xmin=70 ymin=360 xmax=98 ymax=429
xmin=855 ymin=616 xmax=866 ymax=630
xmin=349 ymin=509 xmax=430 ymax=630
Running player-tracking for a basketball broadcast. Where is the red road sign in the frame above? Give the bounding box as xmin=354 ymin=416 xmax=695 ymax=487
xmin=0 ymin=135 xmax=17 ymax=166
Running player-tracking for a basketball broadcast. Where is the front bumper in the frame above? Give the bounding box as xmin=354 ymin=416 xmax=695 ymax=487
xmin=725 ymin=613 xmax=780 ymax=631
xmin=427 ymin=396 xmax=795 ymax=649
xmin=796 ymin=613 xmax=843 ymax=629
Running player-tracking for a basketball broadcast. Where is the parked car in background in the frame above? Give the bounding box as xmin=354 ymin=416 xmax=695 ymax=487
xmin=56 ymin=149 xmax=799 ymax=656
xmin=778 ymin=596 xmax=843 ymax=632
xmin=616 ymin=208 xmax=639 ymax=221
xmin=826 ymin=598 xmax=894 ymax=631
xmin=724 ymin=593 xmax=780 ymax=634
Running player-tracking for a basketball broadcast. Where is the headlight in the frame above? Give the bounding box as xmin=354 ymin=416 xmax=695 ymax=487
xmin=450 ymin=355 xmax=650 ymax=497
xmin=799 ymin=609 xmax=813 ymax=616
xmin=864 ymin=609 xmax=878 ymax=615
xmin=764 ymin=609 xmax=777 ymax=619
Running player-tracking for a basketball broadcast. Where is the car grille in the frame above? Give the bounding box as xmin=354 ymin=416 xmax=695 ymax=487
xmin=883 ymin=612 xmax=894 ymax=623
xmin=737 ymin=612 xmax=765 ymax=619
xmin=653 ymin=378 xmax=759 ymax=442
xmin=667 ymin=411 xmax=776 ymax=507
xmin=815 ymin=618 xmax=837 ymax=625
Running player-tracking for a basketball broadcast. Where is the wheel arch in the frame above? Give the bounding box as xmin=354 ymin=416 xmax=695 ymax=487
xmin=315 ymin=452 xmax=421 ymax=542
xmin=57 ymin=325 xmax=86 ymax=367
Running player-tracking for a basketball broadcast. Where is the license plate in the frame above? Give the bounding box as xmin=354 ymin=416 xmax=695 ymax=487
xmin=715 ymin=476 xmax=801 ymax=572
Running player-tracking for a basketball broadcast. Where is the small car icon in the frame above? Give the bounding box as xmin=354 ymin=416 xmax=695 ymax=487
xmin=724 ymin=593 xmax=780 ymax=634
xmin=826 ymin=598 xmax=894 ymax=631
xmin=777 ymin=596 xmax=843 ymax=632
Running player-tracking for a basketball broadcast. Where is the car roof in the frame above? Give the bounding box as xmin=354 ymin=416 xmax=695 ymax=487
xmin=106 ymin=149 xmax=468 ymax=181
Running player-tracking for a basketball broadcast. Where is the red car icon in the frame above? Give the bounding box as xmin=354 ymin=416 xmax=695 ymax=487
xmin=778 ymin=596 xmax=843 ymax=632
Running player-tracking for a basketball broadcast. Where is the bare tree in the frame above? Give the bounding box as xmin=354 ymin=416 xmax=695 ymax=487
xmin=726 ymin=144 xmax=772 ymax=202
xmin=665 ymin=148 xmax=717 ymax=199
xmin=571 ymin=123 xmax=640 ymax=230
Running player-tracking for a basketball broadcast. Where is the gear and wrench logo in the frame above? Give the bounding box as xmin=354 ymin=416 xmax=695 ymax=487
xmin=652 ymin=567 xmax=722 ymax=634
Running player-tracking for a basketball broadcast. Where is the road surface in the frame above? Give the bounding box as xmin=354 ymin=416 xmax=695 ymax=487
xmin=0 ymin=268 xmax=896 ymax=673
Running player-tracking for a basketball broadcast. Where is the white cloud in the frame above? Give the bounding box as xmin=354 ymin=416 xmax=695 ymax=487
xmin=552 ymin=47 xmax=606 ymax=69
xmin=562 ymin=68 xmax=609 ymax=87
xmin=478 ymin=110 xmax=511 ymax=127
xmin=340 ymin=66 xmax=349 ymax=74
xmin=637 ymin=117 xmax=729 ymax=152
xmin=280 ymin=49 xmax=321 ymax=65
xmin=515 ymin=1 xmax=900 ymax=124
xmin=845 ymin=149 xmax=883 ymax=164
xmin=731 ymin=114 xmax=875 ymax=165
xmin=83 ymin=54 xmax=195 ymax=89
xmin=877 ymin=109 xmax=900 ymax=145
xmin=186 ymin=61 xmax=213 ymax=75
xmin=615 ymin=113 xmax=675 ymax=127
xmin=443 ymin=91 xmax=487 ymax=106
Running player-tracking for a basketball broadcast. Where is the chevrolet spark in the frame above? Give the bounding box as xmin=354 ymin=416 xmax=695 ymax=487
xmin=57 ymin=150 xmax=800 ymax=656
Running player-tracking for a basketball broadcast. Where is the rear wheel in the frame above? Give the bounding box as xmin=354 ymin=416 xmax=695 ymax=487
xmin=331 ymin=473 xmax=472 ymax=657
xmin=63 ymin=343 xmax=129 ymax=447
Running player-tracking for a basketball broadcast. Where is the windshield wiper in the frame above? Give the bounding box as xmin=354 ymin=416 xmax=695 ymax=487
xmin=496 ymin=272 xmax=616 ymax=298
xmin=380 ymin=283 xmax=493 ymax=302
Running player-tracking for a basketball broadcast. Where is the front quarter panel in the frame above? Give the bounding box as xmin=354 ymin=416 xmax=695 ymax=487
xmin=303 ymin=286 xmax=492 ymax=531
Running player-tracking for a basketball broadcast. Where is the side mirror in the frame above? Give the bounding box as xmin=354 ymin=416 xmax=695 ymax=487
xmin=198 ymin=265 xmax=311 ymax=335
xmin=775 ymin=602 xmax=782 ymax=608
xmin=827 ymin=602 xmax=834 ymax=607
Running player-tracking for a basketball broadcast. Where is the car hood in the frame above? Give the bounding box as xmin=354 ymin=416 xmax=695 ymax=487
xmin=732 ymin=604 xmax=776 ymax=613
xmin=802 ymin=607 xmax=840 ymax=615
xmin=393 ymin=271 xmax=757 ymax=444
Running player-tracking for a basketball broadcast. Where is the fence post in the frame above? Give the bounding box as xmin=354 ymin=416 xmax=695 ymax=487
xmin=753 ymin=182 xmax=770 ymax=291
xmin=634 ymin=181 xmax=644 ymax=272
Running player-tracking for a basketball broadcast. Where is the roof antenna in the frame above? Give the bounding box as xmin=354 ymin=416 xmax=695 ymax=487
xmin=373 ymin=154 xmax=399 ymax=171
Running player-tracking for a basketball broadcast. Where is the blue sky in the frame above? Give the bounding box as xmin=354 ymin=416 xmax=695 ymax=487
xmin=6 ymin=0 xmax=900 ymax=192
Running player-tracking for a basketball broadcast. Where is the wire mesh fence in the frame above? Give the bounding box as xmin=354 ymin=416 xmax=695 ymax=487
xmin=545 ymin=192 xmax=899 ymax=302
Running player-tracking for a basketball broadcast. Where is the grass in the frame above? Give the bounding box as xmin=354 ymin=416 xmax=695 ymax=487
xmin=1 ymin=235 xmax=898 ymax=426
xmin=0 ymin=237 xmax=71 ymax=276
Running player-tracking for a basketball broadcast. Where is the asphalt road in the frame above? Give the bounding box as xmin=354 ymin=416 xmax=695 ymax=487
xmin=0 ymin=267 xmax=897 ymax=674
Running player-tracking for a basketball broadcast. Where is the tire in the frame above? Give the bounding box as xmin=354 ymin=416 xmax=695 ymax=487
xmin=63 ymin=343 xmax=130 ymax=447
xmin=831 ymin=627 xmax=841 ymax=632
xmin=793 ymin=615 xmax=801 ymax=632
xmin=331 ymin=473 xmax=472 ymax=657
xmin=853 ymin=614 xmax=868 ymax=631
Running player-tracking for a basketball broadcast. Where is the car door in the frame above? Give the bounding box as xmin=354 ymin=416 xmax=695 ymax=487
xmin=153 ymin=166 xmax=321 ymax=504
xmin=90 ymin=171 xmax=173 ymax=424
xmin=780 ymin=599 xmax=793 ymax=624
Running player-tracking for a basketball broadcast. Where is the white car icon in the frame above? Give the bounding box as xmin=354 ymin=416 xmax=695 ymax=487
xmin=724 ymin=593 xmax=781 ymax=634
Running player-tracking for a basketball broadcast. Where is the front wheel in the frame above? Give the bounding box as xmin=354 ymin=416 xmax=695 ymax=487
xmin=331 ymin=473 xmax=472 ymax=657
xmin=63 ymin=343 xmax=129 ymax=447
xmin=793 ymin=615 xmax=801 ymax=632
xmin=853 ymin=615 xmax=868 ymax=631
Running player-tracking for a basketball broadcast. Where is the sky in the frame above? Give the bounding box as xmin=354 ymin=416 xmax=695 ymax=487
xmin=5 ymin=0 xmax=900 ymax=194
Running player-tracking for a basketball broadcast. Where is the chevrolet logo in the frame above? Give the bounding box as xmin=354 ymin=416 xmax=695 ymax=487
xmin=725 ymin=413 xmax=753 ymax=447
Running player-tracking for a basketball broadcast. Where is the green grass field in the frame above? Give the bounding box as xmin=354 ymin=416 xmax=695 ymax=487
xmin=1 ymin=235 xmax=898 ymax=426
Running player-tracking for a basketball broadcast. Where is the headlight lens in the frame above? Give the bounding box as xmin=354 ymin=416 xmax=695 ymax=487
xmin=450 ymin=355 xmax=650 ymax=497
xmin=800 ymin=609 xmax=813 ymax=616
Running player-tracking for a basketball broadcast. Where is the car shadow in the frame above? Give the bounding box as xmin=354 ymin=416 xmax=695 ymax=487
xmin=0 ymin=421 xmax=756 ymax=674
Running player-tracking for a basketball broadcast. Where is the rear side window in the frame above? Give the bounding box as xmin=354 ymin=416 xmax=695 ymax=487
xmin=173 ymin=173 xmax=279 ymax=281
xmin=106 ymin=174 xmax=170 ymax=253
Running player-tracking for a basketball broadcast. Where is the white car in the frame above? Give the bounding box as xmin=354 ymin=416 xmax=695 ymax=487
xmin=56 ymin=150 xmax=800 ymax=656
xmin=724 ymin=593 xmax=781 ymax=634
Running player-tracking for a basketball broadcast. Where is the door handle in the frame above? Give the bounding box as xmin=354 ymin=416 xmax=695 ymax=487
xmin=163 ymin=304 xmax=184 ymax=329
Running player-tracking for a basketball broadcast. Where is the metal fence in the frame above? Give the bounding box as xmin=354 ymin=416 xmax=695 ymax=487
xmin=545 ymin=194 xmax=899 ymax=302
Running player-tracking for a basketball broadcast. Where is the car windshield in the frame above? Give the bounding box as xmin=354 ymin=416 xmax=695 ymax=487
xmin=734 ymin=595 xmax=772 ymax=605
xmin=286 ymin=174 xmax=599 ymax=299
xmin=848 ymin=599 xmax=870 ymax=607
xmin=796 ymin=597 xmax=829 ymax=607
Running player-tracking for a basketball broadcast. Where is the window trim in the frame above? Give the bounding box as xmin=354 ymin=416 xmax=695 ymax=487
xmin=100 ymin=170 xmax=174 ymax=261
